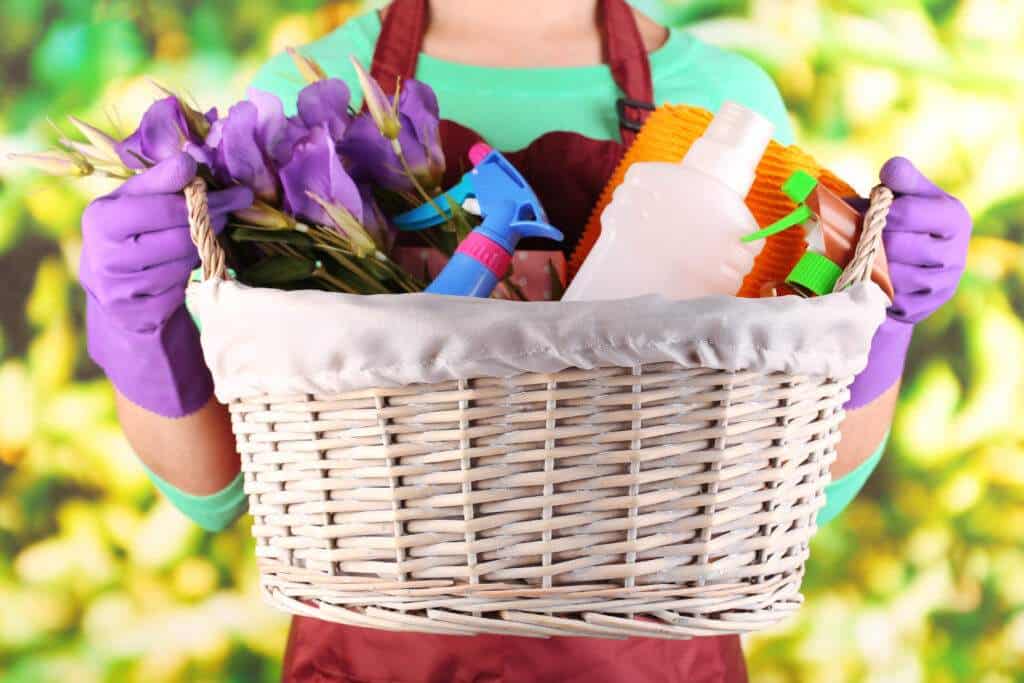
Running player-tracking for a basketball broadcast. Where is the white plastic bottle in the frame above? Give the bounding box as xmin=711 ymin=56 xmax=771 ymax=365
xmin=563 ymin=102 xmax=775 ymax=301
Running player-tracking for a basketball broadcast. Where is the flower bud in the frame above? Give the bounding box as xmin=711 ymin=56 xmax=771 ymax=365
xmin=9 ymin=152 xmax=93 ymax=177
xmin=288 ymin=47 xmax=328 ymax=84
xmin=68 ymin=116 xmax=123 ymax=163
xmin=233 ymin=200 xmax=298 ymax=230
xmin=306 ymin=191 xmax=378 ymax=256
xmin=147 ymin=79 xmax=212 ymax=139
xmin=350 ymin=57 xmax=401 ymax=141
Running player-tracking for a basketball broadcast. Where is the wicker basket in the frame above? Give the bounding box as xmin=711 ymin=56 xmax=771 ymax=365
xmin=185 ymin=180 xmax=893 ymax=639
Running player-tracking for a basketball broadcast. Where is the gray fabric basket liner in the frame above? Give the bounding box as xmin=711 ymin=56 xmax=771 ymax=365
xmin=191 ymin=279 xmax=888 ymax=402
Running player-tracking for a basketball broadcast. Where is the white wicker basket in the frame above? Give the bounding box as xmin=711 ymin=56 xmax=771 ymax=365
xmin=185 ymin=180 xmax=892 ymax=639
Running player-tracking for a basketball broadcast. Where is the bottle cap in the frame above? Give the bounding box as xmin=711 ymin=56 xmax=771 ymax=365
xmin=786 ymin=252 xmax=842 ymax=296
xmin=703 ymin=102 xmax=776 ymax=158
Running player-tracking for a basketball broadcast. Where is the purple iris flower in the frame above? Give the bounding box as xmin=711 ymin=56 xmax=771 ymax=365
xmin=296 ymin=79 xmax=352 ymax=143
xmin=339 ymin=78 xmax=445 ymax=194
xmin=115 ymin=97 xmax=195 ymax=169
xmin=210 ymin=101 xmax=281 ymax=204
xmin=247 ymin=88 xmax=310 ymax=168
xmin=280 ymin=125 xmax=363 ymax=229
xmin=395 ymin=79 xmax=445 ymax=184
xmin=340 ymin=114 xmax=404 ymax=190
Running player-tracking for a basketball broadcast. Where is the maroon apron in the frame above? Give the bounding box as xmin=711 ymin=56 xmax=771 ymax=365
xmin=282 ymin=1 xmax=748 ymax=681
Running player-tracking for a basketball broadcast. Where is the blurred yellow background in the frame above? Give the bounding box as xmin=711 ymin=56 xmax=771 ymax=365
xmin=0 ymin=1 xmax=1022 ymax=681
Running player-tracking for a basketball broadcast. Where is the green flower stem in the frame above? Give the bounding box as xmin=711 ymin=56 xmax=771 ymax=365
xmin=309 ymin=227 xmax=414 ymax=293
xmin=318 ymin=246 xmax=390 ymax=294
xmin=311 ymin=225 xmax=423 ymax=293
xmin=392 ymin=139 xmax=449 ymax=226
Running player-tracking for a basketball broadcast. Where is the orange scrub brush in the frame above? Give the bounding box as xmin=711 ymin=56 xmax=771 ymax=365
xmin=568 ymin=104 xmax=858 ymax=298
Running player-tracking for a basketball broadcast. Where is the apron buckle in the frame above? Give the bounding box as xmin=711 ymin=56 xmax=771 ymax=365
xmin=616 ymin=96 xmax=655 ymax=132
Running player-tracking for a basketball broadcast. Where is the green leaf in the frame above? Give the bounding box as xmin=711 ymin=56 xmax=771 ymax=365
xmin=228 ymin=227 xmax=314 ymax=246
xmin=319 ymin=259 xmax=375 ymax=293
xmin=237 ymin=255 xmax=316 ymax=286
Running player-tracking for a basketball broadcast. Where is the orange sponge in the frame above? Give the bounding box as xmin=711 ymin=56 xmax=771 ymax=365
xmin=569 ymin=104 xmax=858 ymax=298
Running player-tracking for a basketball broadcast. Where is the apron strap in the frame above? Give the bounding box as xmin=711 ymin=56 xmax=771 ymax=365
xmin=370 ymin=0 xmax=429 ymax=97
xmin=370 ymin=0 xmax=655 ymax=145
xmin=600 ymin=0 xmax=655 ymax=145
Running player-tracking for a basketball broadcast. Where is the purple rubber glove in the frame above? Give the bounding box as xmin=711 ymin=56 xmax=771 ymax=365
xmin=80 ymin=152 xmax=253 ymax=417
xmin=847 ymin=157 xmax=972 ymax=409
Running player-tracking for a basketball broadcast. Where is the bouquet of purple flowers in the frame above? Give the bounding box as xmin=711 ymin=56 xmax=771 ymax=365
xmin=14 ymin=51 xmax=476 ymax=294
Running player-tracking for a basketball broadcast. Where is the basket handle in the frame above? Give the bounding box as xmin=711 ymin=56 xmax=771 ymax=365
xmin=184 ymin=177 xmax=229 ymax=282
xmin=834 ymin=184 xmax=893 ymax=294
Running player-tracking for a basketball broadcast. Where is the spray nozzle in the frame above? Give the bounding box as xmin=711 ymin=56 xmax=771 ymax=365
xmin=470 ymin=150 xmax=563 ymax=250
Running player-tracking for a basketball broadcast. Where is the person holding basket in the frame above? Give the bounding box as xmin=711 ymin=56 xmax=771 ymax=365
xmin=77 ymin=1 xmax=971 ymax=681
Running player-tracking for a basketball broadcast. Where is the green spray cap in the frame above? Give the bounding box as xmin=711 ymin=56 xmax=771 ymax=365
xmin=782 ymin=170 xmax=819 ymax=203
xmin=785 ymin=251 xmax=842 ymax=296
xmin=741 ymin=170 xmax=820 ymax=243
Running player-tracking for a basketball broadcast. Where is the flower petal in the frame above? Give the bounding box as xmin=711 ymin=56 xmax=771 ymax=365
xmin=399 ymin=79 xmax=441 ymax=125
xmin=138 ymin=97 xmax=191 ymax=164
xmin=247 ymin=88 xmax=309 ymax=167
xmin=297 ymin=79 xmax=352 ymax=142
xmin=339 ymin=113 xmax=408 ymax=192
xmin=218 ymin=101 xmax=280 ymax=204
xmin=397 ymin=79 xmax=445 ymax=188
xmin=114 ymin=97 xmax=190 ymax=168
xmin=280 ymin=125 xmax=362 ymax=228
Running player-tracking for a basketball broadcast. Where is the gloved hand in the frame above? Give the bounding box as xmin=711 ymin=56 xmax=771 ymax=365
xmin=847 ymin=157 xmax=972 ymax=409
xmin=80 ymin=152 xmax=253 ymax=417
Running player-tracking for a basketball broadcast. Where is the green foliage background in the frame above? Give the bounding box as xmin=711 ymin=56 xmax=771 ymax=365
xmin=1 ymin=1 xmax=1022 ymax=681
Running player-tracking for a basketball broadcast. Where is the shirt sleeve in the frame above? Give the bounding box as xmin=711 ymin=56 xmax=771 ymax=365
xmin=725 ymin=57 xmax=796 ymax=146
xmin=657 ymin=36 xmax=796 ymax=146
xmin=141 ymin=461 xmax=247 ymax=532
xmin=817 ymin=430 xmax=889 ymax=527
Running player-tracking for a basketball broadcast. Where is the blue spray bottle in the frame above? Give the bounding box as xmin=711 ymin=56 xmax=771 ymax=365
xmin=392 ymin=144 xmax=563 ymax=297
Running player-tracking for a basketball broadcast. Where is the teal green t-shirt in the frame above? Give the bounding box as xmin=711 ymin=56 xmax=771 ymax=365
xmin=251 ymin=11 xmax=796 ymax=149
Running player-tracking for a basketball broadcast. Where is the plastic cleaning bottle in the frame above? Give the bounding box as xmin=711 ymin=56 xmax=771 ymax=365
xmin=563 ymin=102 xmax=775 ymax=301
